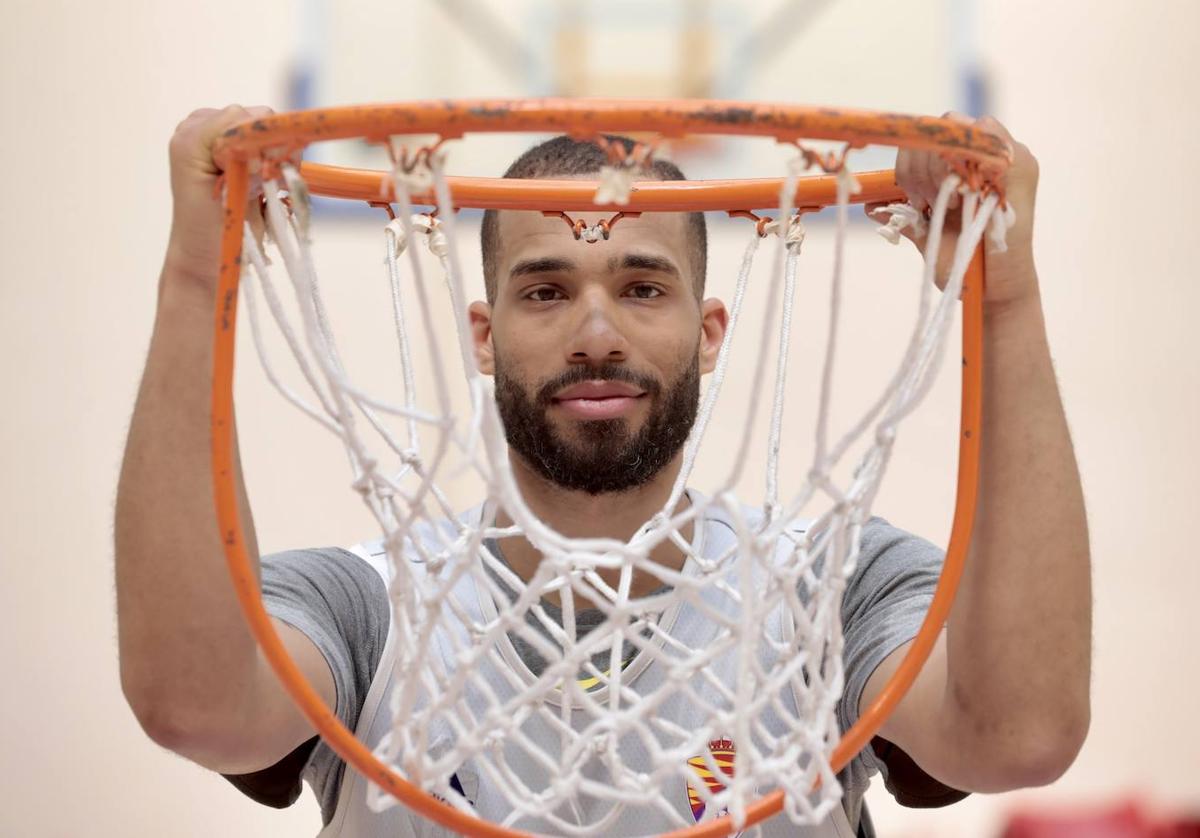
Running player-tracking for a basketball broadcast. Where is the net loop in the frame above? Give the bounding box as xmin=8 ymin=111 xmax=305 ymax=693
xmin=593 ymin=136 xmax=661 ymax=205
xmin=791 ymin=142 xmax=852 ymax=175
xmin=871 ymin=203 xmax=928 ymax=244
xmin=233 ymin=125 xmax=1004 ymax=835
xmin=387 ymin=134 xmax=446 ymax=193
xmin=760 ymin=214 xmax=807 ymax=252
xmin=594 ymin=165 xmax=637 ymax=205
xmin=384 ymin=213 xmax=449 ymax=259
xmin=543 ymin=210 xmax=642 ymax=242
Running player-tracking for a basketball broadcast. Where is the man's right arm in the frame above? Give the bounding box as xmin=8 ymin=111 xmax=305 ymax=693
xmin=115 ymin=105 xmax=335 ymax=775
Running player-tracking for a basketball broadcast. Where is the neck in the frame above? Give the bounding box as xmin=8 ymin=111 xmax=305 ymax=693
xmin=494 ymin=451 xmax=692 ymax=601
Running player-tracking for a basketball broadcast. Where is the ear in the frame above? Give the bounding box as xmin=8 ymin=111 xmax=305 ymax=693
xmin=698 ymin=298 xmax=728 ymax=375
xmin=468 ymin=300 xmax=495 ymax=375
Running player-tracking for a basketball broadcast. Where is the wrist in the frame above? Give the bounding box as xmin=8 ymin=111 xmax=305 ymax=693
xmin=983 ymin=242 xmax=1041 ymax=312
xmin=158 ymin=245 xmax=222 ymax=315
xmin=983 ymin=284 xmax=1045 ymax=340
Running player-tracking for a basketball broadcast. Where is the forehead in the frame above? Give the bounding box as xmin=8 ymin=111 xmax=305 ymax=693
xmin=494 ymin=208 xmax=691 ymax=269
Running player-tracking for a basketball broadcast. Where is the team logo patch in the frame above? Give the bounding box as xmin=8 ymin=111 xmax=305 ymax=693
xmin=685 ymin=736 xmax=740 ymax=833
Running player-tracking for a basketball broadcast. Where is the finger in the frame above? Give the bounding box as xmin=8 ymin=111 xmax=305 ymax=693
xmin=908 ymin=148 xmax=938 ymax=212
xmin=975 ymin=113 xmax=1013 ymax=143
xmin=200 ymin=105 xmax=276 ymax=173
xmin=939 ymin=111 xmax=978 ymax=209
xmin=895 ymin=149 xmax=927 ymax=213
xmin=974 ymin=115 xmax=1037 ymax=217
xmin=174 ymin=107 xmax=222 ymax=135
xmin=926 ymin=149 xmax=958 ymax=211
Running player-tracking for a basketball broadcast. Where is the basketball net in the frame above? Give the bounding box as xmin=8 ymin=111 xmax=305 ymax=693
xmin=238 ymin=141 xmax=1008 ymax=835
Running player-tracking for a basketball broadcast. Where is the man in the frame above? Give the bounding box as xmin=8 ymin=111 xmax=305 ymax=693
xmin=116 ymin=105 xmax=1091 ymax=836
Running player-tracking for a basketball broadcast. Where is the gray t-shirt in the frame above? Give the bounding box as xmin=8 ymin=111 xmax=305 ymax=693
xmin=224 ymin=517 xmax=957 ymax=834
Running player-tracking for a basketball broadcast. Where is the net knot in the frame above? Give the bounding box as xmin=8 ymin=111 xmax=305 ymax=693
xmin=762 ymin=215 xmax=806 ymax=252
xmin=426 ymin=552 xmax=447 ymax=574
xmin=590 ymin=731 xmax=615 ymax=755
xmin=384 ymin=218 xmax=410 ymax=254
xmin=579 ymin=222 xmax=608 ymax=243
xmin=384 ymin=213 xmax=444 ymax=256
xmin=350 ymin=466 xmax=377 ymax=497
xmin=870 ymin=203 xmax=927 ymax=244
xmin=426 ymin=226 xmax=449 ymax=257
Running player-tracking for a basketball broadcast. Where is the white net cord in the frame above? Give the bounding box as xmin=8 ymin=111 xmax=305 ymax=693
xmin=238 ymin=142 xmax=1010 ymax=835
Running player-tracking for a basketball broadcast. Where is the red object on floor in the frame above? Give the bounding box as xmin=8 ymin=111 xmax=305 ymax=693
xmin=1002 ymin=800 xmax=1200 ymax=838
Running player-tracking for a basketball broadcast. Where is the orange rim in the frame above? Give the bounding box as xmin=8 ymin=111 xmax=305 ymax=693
xmin=299 ymin=162 xmax=910 ymax=211
xmin=214 ymin=98 xmax=1011 ymax=188
xmin=213 ymin=99 xmax=993 ymax=836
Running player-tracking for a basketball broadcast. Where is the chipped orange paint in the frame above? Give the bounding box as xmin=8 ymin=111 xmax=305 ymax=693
xmin=211 ymin=99 xmax=992 ymax=838
xmin=213 ymin=97 xmax=1011 ymax=174
xmin=299 ymin=163 xmax=910 ymax=212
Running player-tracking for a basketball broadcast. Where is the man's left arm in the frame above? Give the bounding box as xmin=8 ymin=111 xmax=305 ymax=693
xmin=862 ymin=116 xmax=1092 ymax=793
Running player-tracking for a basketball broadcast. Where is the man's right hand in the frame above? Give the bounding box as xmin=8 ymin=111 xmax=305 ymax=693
xmin=164 ymin=105 xmax=273 ymax=288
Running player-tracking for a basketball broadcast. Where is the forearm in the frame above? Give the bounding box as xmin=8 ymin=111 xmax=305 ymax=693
xmin=944 ymin=278 xmax=1091 ymax=770
xmin=115 ymin=257 xmax=262 ymax=736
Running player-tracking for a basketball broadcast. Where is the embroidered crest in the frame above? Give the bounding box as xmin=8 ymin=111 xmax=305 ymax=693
xmin=685 ymin=736 xmax=740 ymax=832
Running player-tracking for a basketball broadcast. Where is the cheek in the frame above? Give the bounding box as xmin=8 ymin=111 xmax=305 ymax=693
xmin=647 ymin=334 xmax=700 ymax=385
xmin=492 ymin=316 xmax=555 ymax=377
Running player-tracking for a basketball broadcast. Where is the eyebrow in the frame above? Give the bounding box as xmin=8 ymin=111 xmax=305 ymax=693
xmin=608 ymin=252 xmax=681 ymax=278
xmin=507 ymin=252 xmax=681 ymax=283
xmin=509 ymin=256 xmax=577 ymax=279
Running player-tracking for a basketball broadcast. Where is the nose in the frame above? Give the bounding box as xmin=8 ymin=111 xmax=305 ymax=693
xmin=565 ymin=290 xmax=629 ymax=366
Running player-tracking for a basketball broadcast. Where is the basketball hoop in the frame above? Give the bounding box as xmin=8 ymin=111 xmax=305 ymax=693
xmin=212 ymin=98 xmax=1010 ymax=837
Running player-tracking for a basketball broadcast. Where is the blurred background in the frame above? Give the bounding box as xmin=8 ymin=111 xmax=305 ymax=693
xmin=2 ymin=1 xmax=1198 ymax=835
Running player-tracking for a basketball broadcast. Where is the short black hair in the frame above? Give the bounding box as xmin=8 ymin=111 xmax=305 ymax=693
xmin=480 ymin=135 xmax=707 ymax=304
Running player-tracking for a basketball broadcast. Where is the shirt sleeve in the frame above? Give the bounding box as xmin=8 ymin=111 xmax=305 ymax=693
xmin=837 ymin=517 xmax=969 ymax=807
xmin=222 ymin=546 xmax=389 ymax=822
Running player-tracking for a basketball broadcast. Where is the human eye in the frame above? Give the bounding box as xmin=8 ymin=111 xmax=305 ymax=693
xmin=524 ymin=285 xmax=565 ymax=303
xmin=625 ymin=283 xmax=664 ymax=300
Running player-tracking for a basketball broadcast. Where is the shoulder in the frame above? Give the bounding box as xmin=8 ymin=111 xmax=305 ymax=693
xmin=260 ymin=545 xmax=390 ymax=615
xmin=843 ymin=518 xmax=944 ymax=612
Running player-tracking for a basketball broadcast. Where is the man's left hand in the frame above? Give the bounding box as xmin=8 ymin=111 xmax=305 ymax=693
xmin=867 ymin=114 xmax=1040 ymax=311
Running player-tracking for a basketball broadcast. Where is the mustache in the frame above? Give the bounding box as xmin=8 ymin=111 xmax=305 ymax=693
xmin=535 ymin=363 xmax=662 ymax=406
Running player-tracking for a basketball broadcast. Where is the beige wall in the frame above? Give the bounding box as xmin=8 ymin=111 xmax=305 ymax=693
xmin=2 ymin=2 xmax=1198 ymax=835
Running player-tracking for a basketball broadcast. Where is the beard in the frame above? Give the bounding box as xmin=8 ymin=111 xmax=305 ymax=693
xmin=493 ymin=355 xmax=700 ymax=495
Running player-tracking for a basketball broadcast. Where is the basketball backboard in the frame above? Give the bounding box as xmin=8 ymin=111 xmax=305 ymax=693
xmin=288 ymin=0 xmax=987 ymax=182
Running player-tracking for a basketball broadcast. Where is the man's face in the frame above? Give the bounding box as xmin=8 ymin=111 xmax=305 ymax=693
xmin=469 ymin=209 xmax=725 ymax=495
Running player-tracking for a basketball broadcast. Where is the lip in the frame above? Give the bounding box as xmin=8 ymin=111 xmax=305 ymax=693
xmin=552 ymin=380 xmax=647 ymax=420
xmin=554 ymin=381 xmax=645 ymax=400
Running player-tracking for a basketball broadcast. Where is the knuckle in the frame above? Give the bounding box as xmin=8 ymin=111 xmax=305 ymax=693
xmin=181 ymin=107 xmax=217 ymax=126
xmin=168 ymin=129 xmax=192 ymax=153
